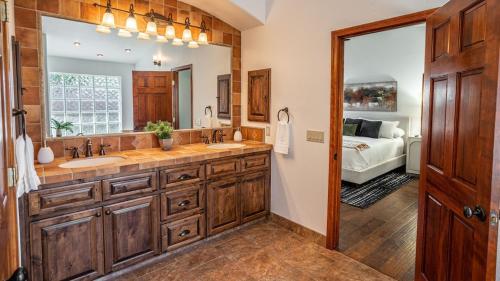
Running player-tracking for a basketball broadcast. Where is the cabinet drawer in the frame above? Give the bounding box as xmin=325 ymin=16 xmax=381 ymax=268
xmin=29 ymin=182 xmax=101 ymax=216
xmin=241 ymin=154 xmax=269 ymax=172
xmin=161 ymin=213 xmax=206 ymax=252
xmin=102 ymin=172 xmax=157 ymax=200
xmin=160 ymin=184 xmax=205 ymax=222
xmin=160 ymin=164 xmax=204 ymax=190
xmin=206 ymin=158 xmax=240 ymax=178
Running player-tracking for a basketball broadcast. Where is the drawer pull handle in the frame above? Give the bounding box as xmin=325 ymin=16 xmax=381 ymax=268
xmin=178 ymin=174 xmax=193 ymax=180
xmin=178 ymin=200 xmax=191 ymax=207
xmin=179 ymin=229 xmax=191 ymax=237
xmin=105 ymin=210 xmax=111 ymax=215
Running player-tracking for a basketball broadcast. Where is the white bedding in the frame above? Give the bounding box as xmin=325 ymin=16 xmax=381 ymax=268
xmin=342 ymin=136 xmax=404 ymax=171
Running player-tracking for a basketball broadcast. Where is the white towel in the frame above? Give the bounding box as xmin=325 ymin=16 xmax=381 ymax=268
xmin=274 ymin=120 xmax=290 ymax=155
xmin=15 ymin=135 xmax=40 ymax=198
xmin=201 ymin=113 xmax=212 ymax=128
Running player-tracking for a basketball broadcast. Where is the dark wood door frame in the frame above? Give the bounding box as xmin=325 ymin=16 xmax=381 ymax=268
xmin=326 ymin=9 xmax=436 ymax=250
xmin=172 ymin=64 xmax=193 ymax=129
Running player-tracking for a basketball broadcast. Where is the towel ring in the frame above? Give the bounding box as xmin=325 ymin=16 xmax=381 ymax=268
xmin=277 ymin=107 xmax=289 ymax=123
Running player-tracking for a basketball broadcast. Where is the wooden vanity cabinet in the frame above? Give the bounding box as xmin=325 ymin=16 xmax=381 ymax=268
xmin=30 ymin=208 xmax=104 ymax=281
xmin=241 ymin=171 xmax=269 ymax=223
xmin=207 ymin=177 xmax=241 ymax=235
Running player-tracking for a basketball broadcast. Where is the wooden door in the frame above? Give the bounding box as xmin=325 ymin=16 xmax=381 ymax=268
xmin=415 ymin=0 xmax=500 ymax=280
xmin=0 ymin=14 xmax=19 ymax=281
xmin=217 ymin=74 xmax=231 ymax=119
xmin=207 ymin=177 xmax=240 ymax=235
xmin=133 ymin=71 xmax=172 ymax=130
xmin=30 ymin=208 xmax=105 ymax=281
xmin=248 ymin=69 xmax=271 ymax=122
xmin=103 ymin=196 xmax=159 ymax=273
xmin=240 ymin=171 xmax=269 ymax=223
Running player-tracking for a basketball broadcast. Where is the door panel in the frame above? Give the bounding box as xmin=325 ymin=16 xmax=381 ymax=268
xmin=133 ymin=71 xmax=172 ymax=130
xmin=207 ymin=178 xmax=240 ymax=235
xmin=416 ymin=0 xmax=500 ymax=280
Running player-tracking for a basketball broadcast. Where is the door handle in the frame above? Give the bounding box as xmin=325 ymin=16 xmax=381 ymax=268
xmin=463 ymin=205 xmax=487 ymax=221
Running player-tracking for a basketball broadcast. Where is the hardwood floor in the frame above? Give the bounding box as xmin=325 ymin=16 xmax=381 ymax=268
xmin=339 ymin=179 xmax=419 ymax=281
xmin=120 ymin=221 xmax=394 ymax=281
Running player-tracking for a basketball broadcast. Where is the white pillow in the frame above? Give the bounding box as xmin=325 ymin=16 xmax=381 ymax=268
xmin=393 ymin=127 xmax=405 ymax=138
xmin=378 ymin=121 xmax=399 ymax=139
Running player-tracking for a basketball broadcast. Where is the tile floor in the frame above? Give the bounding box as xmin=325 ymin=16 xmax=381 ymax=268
xmin=120 ymin=221 xmax=394 ymax=281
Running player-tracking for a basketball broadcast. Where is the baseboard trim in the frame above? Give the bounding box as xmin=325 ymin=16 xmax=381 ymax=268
xmin=269 ymin=213 xmax=326 ymax=247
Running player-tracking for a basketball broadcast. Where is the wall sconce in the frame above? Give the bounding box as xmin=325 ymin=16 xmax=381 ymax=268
xmin=153 ymin=56 xmax=162 ymax=67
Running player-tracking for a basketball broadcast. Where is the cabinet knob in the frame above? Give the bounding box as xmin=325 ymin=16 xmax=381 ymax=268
xmin=105 ymin=210 xmax=111 ymax=215
xmin=179 ymin=229 xmax=191 ymax=237
xmin=96 ymin=212 xmax=102 ymax=217
xmin=178 ymin=200 xmax=191 ymax=207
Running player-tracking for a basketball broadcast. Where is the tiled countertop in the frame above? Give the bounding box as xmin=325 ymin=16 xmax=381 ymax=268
xmin=35 ymin=141 xmax=273 ymax=185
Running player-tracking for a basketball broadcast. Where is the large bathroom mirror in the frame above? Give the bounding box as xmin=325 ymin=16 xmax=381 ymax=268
xmin=41 ymin=16 xmax=232 ymax=138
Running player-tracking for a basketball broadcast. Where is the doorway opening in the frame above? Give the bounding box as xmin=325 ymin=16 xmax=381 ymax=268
xmin=172 ymin=64 xmax=193 ymax=130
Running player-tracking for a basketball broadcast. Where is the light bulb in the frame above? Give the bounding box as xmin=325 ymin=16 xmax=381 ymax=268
xmin=96 ymin=25 xmax=111 ymax=34
xmin=101 ymin=11 xmax=115 ymax=28
xmin=188 ymin=41 xmax=199 ymax=49
xmin=165 ymin=24 xmax=176 ymax=39
xmin=117 ymin=29 xmax=132 ymax=37
xmin=146 ymin=21 xmax=157 ymax=35
xmin=156 ymin=35 xmax=168 ymax=43
xmin=125 ymin=15 xmax=138 ymax=32
xmin=182 ymin=28 xmax=192 ymax=42
xmin=172 ymin=38 xmax=183 ymax=46
xmin=137 ymin=32 xmax=150 ymax=40
xmin=198 ymin=32 xmax=208 ymax=45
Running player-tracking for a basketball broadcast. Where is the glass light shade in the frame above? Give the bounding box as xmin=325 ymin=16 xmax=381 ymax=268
xmin=187 ymin=41 xmax=199 ymax=49
xmin=125 ymin=15 xmax=138 ymax=32
xmin=101 ymin=11 xmax=115 ymax=28
xmin=172 ymin=38 xmax=183 ymax=46
xmin=165 ymin=24 xmax=176 ymax=39
xmin=146 ymin=21 xmax=157 ymax=35
xmin=137 ymin=32 xmax=150 ymax=40
xmin=182 ymin=28 xmax=192 ymax=42
xmin=156 ymin=35 xmax=168 ymax=43
xmin=117 ymin=29 xmax=132 ymax=37
xmin=198 ymin=32 xmax=208 ymax=45
xmin=96 ymin=25 xmax=111 ymax=34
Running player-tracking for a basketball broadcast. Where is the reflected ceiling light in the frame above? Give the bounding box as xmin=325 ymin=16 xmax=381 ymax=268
xmin=117 ymin=29 xmax=132 ymax=37
xmin=172 ymin=38 xmax=183 ymax=46
xmin=182 ymin=18 xmax=192 ymax=42
xmin=145 ymin=10 xmax=158 ymax=35
xmin=73 ymin=41 xmax=81 ymax=47
xmin=187 ymin=41 xmax=199 ymax=49
xmin=156 ymin=35 xmax=168 ymax=43
xmin=125 ymin=48 xmax=132 ymax=53
xmin=137 ymin=32 xmax=150 ymax=40
xmin=97 ymin=53 xmax=104 ymax=57
xmin=197 ymin=21 xmax=208 ymax=45
xmin=101 ymin=0 xmax=115 ymax=28
xmin=96 ymin=25 xmax=111 ymax=34
xmin=125 ymin=4 xmax=138 ymax=33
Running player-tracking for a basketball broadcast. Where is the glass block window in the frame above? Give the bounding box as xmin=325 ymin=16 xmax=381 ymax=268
xmin=48 ymin=72 xmax=122 ymax=136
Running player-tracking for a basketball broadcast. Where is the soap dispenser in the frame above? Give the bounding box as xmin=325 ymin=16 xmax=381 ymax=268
xmin=234 ymin=128 xmax=243 ymax=142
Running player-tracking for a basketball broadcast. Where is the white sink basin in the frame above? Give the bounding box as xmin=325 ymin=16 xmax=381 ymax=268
xmin=59 ymin=156 xmax=126 ymax=169
xmin=208 ymin=143 xmax=246 ymax=149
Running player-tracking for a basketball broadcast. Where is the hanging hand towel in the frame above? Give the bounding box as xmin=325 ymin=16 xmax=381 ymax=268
xmin=15 ymin=135 xmax=40 ymax=198
xmin=274 ymin=120 xmax=290 ymax=155
xmin=201 ymin=113 xmax=212 ymax=128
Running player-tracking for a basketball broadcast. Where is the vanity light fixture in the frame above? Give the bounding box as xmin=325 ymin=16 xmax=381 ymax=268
xmin=182 ymin=18 xmax=193 ymax=42
xmin=188 ymin=41 xmax=199 ymax=49
xmin=137 ymin=32 xmax=150 ymax=40
xmin=145 ymin=10 xmax=158 ymax=35
xmin=96 ymin=25 xmax=111 ymax=34
xmin=73 ymin=41 xmax=81 ymax=47
xmin=117 ymin=29 xmax=132 ymax=37
xmin=172 ymin=38 xmax=183 ymax=46
xmin=125 ymin=4 xmax=138 ymax=33
xmin=156 ymin=35 xmax=168 ymax=43
xmin=101 ymin=0 xmax=115 ymax=28
xmin=198 ymin=21 xmax=208 ymax=45
xmin=165 ymin=14 xmax=176 ymax=40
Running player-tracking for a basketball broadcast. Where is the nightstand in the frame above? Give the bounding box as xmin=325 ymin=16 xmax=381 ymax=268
xmin=406 ymin=136 xmax=422 ymax=174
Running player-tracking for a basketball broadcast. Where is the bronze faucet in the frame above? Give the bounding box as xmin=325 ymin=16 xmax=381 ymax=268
xmin=66 ymin=147 xmax=80 ymax=159
xmin=211 ymin=129 xmax=226 ymax=143
xmin=85 ymin=138 xmax=93 ymax=157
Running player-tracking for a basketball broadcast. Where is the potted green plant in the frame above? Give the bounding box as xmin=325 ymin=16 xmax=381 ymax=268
xmin=51 ymin=118 xmax=74 ymax=137
xmin=145 ymin=121 xmax=174 ymax=150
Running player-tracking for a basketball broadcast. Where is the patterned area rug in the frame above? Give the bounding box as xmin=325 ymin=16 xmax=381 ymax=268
xmin=341 ymin=170 xmax=417 ymax=209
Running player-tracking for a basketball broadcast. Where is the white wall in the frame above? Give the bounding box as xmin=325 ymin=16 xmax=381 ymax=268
xmin=343 ymin=25 xmax=425 ymax=136
xmin=241 ymin=0 xmax=446 ymax=235
xmin=47 ymin=56 xmax=135 ymax=130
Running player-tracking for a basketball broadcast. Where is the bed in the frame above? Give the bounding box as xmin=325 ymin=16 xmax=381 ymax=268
xmin=341 ymin=116 xmax=409 ymax=185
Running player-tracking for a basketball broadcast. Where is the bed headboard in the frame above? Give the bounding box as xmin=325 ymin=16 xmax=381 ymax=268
xmin=343 ymin=113 xmax=411 ymax=141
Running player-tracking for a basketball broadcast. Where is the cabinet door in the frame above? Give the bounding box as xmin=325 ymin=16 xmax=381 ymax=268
xmin=217 ymin=74 xmax=231 ymax=119
xmin=248 ymin=69 xmax=271 ymax=122
xmin=30 ymin=208 xmax=104 ymax=281
xmin=207 ymin=178 xmax=240 ymax=235
xmin=241 ymin=171 xmax=269 ymax=223
xmin=103 ymin=196 xmax=159 ymax=273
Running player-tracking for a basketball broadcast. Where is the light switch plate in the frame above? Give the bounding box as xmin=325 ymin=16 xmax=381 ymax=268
xmin=307 ymin=130 xmax=324 ymax=143
xmin=266 ymin=126 xmax=271 ymax=137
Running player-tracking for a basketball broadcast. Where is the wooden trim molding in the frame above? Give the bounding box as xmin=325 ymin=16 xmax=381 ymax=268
xmin=326 ymin=9 xmax=436 ymax=250
xmin=269 ymin=213 xmax=326 ymax=247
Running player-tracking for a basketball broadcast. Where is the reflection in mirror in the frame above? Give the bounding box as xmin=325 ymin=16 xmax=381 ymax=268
xmin=42 ymin=16 xmax=232 ymax=138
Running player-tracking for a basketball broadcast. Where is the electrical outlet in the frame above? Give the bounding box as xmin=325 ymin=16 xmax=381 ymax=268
xmin=306 ymin=130 xmax=324 ymax=143
xmin=266 ymin=126 xmax=271 ymax=137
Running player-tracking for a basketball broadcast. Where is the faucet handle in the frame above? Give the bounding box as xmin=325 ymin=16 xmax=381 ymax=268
xmin=200 ymin=136 xmax=210 ymax=144
xmin=99 ymin=144 xmax=111 ymax=156
xmin=65 ymin=146 xmax=80 ymax=158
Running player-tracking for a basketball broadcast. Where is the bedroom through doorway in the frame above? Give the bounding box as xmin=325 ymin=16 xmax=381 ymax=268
xmin=338 ymin=23 xmax=425 ymax=281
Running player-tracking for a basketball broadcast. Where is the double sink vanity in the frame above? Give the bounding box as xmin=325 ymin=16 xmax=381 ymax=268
xmin=21 ymin=140 xmax=272 ymax=281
